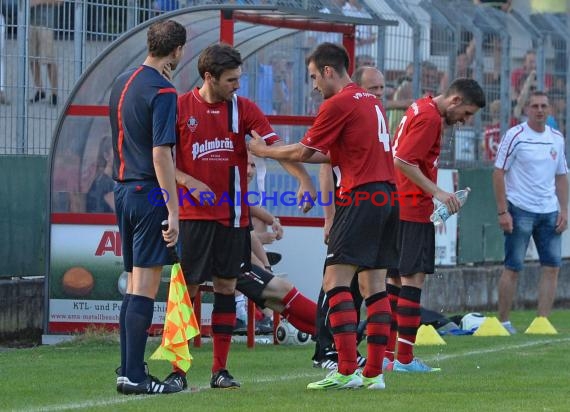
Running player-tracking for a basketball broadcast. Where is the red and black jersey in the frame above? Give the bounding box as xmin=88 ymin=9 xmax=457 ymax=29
xmin=300 ymin=83 xmax=394 ymax=192
xmin=176 ymin=88 xmax=280 ymax=227
xmin=393 ymin=96 xmax=442 ymax=222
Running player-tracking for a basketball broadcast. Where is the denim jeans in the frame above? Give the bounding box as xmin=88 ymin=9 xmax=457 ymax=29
xmin=504 ymin=202 xmax=561 ymax=271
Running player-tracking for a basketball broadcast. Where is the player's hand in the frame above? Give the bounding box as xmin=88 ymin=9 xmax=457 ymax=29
xmin=257 ymin=231 xmax=277 ymax=245
xmin=555 ymin=210 xmax=568 ymax=233
xmin=297 ymin=179 xmax=317 ymax=214
xmin=498 ymin=211 xmax=513 ymax=234
xmin=434 ymin=189 xmax=460 ymax=214
xmin=163 ymin=214 xmax=179 ymax=247
xmin=323 ymin=217 xmax=333 ymax=245
xmin=182 ymin=176 xmax=216 ymax=206
xmin=248 ymin=130 xmax=266 ymax=157
xmin=271 ymin=218 xmax=284 ymax=240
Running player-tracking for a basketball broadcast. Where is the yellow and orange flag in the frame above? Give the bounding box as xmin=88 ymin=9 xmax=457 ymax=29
xmin=151 ymin=262 xmax=200 ymax=372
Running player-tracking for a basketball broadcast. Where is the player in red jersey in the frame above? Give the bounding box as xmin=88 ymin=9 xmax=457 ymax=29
xmin=173 ymin=43 xmax=316 ymax=389
xmin=250 ymin=42 xmax=398 ymax=390
xmin=389 ymin=78 xmax=485 ymax=372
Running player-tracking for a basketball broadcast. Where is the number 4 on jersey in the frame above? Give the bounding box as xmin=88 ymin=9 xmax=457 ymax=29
xmin=376 ymin=105 xmax=390 ymax=152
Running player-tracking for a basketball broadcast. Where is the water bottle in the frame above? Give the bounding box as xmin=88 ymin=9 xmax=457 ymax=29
xmin=430 ymin=188 xmax=471 ymax=226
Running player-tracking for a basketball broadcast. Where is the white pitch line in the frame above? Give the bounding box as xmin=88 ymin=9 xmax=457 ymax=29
xmin=14 ymin=336 xmax=570 ymax=412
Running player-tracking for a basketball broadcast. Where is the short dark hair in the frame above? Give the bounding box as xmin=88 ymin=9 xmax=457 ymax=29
xmin=446 ymin=78 xmax=486 ymax=108
xmin=527 ymin=90 xmax=549 ymax=105
xmin=147 ymin=20 xmax=186 ymax=58
xmin=306 ymin=43 xmax=349 ymax=76
xmin=197 ymin=43 xmax=242 ymax=80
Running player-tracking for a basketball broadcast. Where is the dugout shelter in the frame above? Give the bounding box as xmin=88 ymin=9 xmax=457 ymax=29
xmin=45 ymin=3 xmax=397 ymax=338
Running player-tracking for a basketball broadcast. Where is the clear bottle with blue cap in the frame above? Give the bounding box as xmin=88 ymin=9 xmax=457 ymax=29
xmin=430 ymin=188 xmax=471 ymax=226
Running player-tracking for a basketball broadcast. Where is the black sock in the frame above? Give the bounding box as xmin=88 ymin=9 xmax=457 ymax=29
xmin=119 ymin=293 xmax=132 ymax=376
xmin=125 ymin=295 xmax=154 ymax=382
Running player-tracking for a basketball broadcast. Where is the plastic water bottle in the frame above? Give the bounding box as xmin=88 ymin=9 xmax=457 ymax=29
xmin=430 ymin=188 xmax=471 ymax=226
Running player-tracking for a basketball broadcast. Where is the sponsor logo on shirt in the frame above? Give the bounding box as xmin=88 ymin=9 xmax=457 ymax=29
xmin=352 ymin=91 xmax=376 ymax=100
xmin=192 ymin=137 xmax=235 ymax=160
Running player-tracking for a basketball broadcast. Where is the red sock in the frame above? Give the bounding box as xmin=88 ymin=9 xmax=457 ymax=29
xmin=285 ymin=315 xmax=316 ymax=335
xmin=362 ymin=292 xmax=391 ymax=378
xmin=281 ymin=287 xmax=317 ymax=335
xmin=385 ymin=284 xmax=400 ymax=361
xmin=211 ymin=293 xmax=236 ymax=373
xmin=396 ymin=286 xmax=421 ymax=365
xmin=328 ymin=287 xmax=357 ymax=375
xmin=255 ymin=306 xmax=264 ymax=321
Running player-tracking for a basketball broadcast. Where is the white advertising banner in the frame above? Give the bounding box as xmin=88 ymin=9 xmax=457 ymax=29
xmin=434 ymin=169 xmax=458 ymax=266
xmin=48 ymin=223 xmax=212 ymax=333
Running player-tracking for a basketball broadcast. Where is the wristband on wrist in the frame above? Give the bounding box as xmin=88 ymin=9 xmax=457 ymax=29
xmin=498 ymin=211 xmax=507 ymax=216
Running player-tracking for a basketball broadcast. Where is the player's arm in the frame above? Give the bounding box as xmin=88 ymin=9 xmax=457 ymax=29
xmin=249 ymin=132 xmax=321 ymax=213
xmin=492 ymin=167 xmax=512 ymax=234
xmin=175 ymin=168 xmax=215 ymax=202
xmin=555 ymin=173 xmax=568 ymax=233
xmin=153 ymin=145 xmax=179 ymax=247
xmin=319 ymin=163 xmax=335 ymax=244
xmin=251 ymin=205 xmax=283 ymax=240
xmin=394 ymin=158 xmax=460 ymax=214
xmin=249 ymin=136 xmax=322 ymax=163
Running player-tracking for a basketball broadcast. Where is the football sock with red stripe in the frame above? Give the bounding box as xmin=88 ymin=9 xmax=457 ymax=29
xmin=211 ymin=292 xmax=236 ymax=373
xmin=327 ymin=287 xmax=358 ymax=375
xmin=385 ymin=284 xmax=400 ymax=361
xmin=362 ymin=291 xmax=391 ymax=378
xmin=125 ymin=294 xmax=153 ymax=382
xmin=281 ymin=287 xmax=317 ymax=335
xmin=396 ymin=286 xmax=422 ymax=364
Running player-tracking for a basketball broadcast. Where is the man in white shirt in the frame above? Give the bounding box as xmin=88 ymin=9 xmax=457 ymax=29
xmin=493 ymin=91 xmax=568 ymax=334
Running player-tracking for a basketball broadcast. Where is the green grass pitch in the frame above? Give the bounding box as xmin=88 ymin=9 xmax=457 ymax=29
xmin=0 ymin=310 xmax=569 ymax=412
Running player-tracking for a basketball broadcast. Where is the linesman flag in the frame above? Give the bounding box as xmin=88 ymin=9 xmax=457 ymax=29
xmin=151 ymin=225 xmax=200 ymax=372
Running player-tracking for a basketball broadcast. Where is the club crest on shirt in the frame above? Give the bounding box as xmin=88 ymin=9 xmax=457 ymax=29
xmin=187 ymin=116 xmax=198 ymax=132
xmin=550 ymin=147 xmax=557 ymax=160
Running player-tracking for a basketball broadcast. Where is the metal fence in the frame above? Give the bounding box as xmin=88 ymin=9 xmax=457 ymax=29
xmin=0 ymin=0 xmax=568 ymax=165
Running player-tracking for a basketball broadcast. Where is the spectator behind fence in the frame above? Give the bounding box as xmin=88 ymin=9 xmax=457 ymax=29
xmin=29 ymin=0 xmax=61 ymax=106
xmin=342 ymin=0 xmax=376 ymax=59
xmin=473 ymin=0 xmax=513 ymax=12
xmin=153 ymin=0 xmax=179 ymax=13
xmin=355 ymin=54 xmax=375 ymax=70
xmin=483 ymin=99 xmax=508 ymax=162
xmin=0 ymin=13 xmax=8 ymax=105
xmin=270 ymin=51 xmax=293 ymax=115
xmin=493 ymin=91 xmax=568 ymax=335
xmin=511 ymin=50 xmax=553 ymax=103
xmin=388 ymin=61 xmax=440 ymax=134
xmin=549 ymin=78 xmax=566 ymax=135
xmin=86 ymin=136 xmax=114 ymax=213
xmin=483 ymin=99 xmax=518 ymax=162
xmin=439 ymin=41 xmax=475 ymax=94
